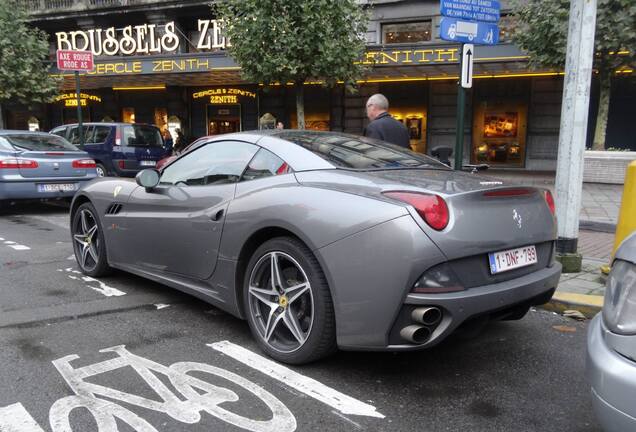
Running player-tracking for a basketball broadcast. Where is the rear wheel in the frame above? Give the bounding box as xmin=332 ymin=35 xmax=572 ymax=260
xmin=244 ymin=237 xmax=336 ymax=364
xmin=71 ymin=202 xmax=111 ymax=277
xmin=95 ymin=163 xmax=107 ymax=177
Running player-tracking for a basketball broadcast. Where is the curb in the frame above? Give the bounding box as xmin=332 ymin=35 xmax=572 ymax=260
xmin=580 ymin=220 xmax=616 ymax=233
xmin=541 ymin=292 xmax=604 ymax=319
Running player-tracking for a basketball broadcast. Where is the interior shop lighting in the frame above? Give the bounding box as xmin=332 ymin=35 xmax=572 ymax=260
xmin=112 ymin=85 xmax=166 ymax=91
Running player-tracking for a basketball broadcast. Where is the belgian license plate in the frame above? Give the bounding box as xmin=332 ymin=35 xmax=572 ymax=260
xmin=38 ymin=183 xmax=77 ymax=193
xmin=140 ymin=160 xmax=156 ymax=166
xmin=488 ymin=245 xmax=538 ymax=274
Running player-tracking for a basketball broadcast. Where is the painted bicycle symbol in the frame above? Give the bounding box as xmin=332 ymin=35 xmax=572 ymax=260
xmin=45 ymin=345 xmax=296 ymax=432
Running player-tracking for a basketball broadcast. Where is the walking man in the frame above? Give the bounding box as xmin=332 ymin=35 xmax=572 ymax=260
xmin=363 ymin=94 xmax=410 ymax=148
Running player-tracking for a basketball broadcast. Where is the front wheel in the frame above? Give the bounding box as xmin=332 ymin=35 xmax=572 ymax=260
xmin=244 ymin=237 xmax=336 ymax=364
xmin=71 ymin=202 xmax=111 ymax=277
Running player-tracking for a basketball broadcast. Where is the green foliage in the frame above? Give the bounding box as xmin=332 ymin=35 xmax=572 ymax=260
xmin=0 ymin=0 xmax=59 ymax=105
xmin=511 ymin=0 xmax=636 ymax=74
xmin=216 ymin=0 xmax=369 ymax=87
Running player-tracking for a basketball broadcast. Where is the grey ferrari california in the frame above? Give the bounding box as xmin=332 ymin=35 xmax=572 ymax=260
xmin=70 ymin=130 xmax=562 ymax=364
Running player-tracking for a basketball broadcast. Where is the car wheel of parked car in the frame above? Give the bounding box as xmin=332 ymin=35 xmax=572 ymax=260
xmin=95 ymin=163 xmax=107 ymax=177
xmin=72 ymin=202 xmax=111 ymax=277
xmin=244 ymin=237 xmax=336 ymax=364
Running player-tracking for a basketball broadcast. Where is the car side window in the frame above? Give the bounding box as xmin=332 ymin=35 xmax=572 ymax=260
xmin=93 ymin=126 xmax=111 ymax=144
xmin=67 ymin=126 xmax=93 ymax=146
xmin=160 ymin=141 xmax=259 ymax=186
xmin=241 ymin=148 xmax=292 ymax=181
xmin=50 ymin=127 xmax=66 ymax=138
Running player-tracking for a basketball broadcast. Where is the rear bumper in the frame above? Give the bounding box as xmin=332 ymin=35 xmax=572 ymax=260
xmin=0 ymin=178 xmax=95 ymax=200
xmin=112 ymin=159 xmax=160 ymax=177
xmin=587 ymin=314 xmax=636 ymax=432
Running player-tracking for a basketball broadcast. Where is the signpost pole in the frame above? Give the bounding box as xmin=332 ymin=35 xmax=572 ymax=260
xmin=74 ymin=71 xmax=84 ymax=147
xmin=454 ymin=43 xmax=465 ymax=171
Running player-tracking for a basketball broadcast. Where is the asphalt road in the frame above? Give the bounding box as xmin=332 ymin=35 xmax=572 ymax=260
xmin=0 ymin=201 xmax=601 ymax=432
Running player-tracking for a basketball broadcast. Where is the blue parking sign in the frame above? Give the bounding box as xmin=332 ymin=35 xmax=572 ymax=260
xmin=440 ymin=17 xmax=499 ymax=45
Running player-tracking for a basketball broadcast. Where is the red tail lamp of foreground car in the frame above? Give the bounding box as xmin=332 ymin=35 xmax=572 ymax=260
xmin=544 ymin=190 xmax=556 ymax=216
xmin=383 ymin=191 xmax=449 ymax=230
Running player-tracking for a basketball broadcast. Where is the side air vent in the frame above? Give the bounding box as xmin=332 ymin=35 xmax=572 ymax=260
xmin=105 ymin=203 xmax=123 ymax=215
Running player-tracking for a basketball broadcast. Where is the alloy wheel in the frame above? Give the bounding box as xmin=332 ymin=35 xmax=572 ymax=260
xmin=247 ymin=251 xmax=314 ymax=353
xmin=72 ymin=209 xmax=100 ymax=272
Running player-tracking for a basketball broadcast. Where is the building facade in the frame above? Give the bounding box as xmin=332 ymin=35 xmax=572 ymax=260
xmin=4 ymin=0 xmax=635 ymax=170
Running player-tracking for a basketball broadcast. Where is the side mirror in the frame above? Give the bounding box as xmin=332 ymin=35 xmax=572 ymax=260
xmin=136 ymin=169 xmax=160 ymax=192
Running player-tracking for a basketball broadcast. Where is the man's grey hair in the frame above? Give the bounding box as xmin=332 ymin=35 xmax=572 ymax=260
xmin=367 ymin=93 xmax=389 ymax=110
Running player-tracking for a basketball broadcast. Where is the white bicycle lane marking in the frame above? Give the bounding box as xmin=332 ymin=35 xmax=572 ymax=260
xmin=0 ymin=236 xmax=31 ymax=251
xmin=0 ymin=341 xmax=383 ymax=432
xmin=58 ymin=268 xmax=126 ymax=297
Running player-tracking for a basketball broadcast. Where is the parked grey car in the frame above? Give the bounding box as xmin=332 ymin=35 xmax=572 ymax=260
xmin=587 ymin=232 xmax=636 ymax=432
xmin=70 ymin=130 xmax=561 ymax=364
xmin=0 ymin=130 xmax=97 ymax=207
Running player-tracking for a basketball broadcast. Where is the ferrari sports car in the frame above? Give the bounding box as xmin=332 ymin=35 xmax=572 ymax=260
xmin=70 ymin=130 xmax=561 ymax=364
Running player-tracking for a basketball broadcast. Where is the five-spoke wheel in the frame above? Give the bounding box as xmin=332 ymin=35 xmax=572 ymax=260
xmin=72 ymin=202 xmax=111 ymax=277
xmin=244 ymin=237 xmax=336 ymax=364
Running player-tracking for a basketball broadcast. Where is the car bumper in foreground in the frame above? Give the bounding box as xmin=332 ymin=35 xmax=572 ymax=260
xmin=587 ymin=314 xmax=636 ymax=432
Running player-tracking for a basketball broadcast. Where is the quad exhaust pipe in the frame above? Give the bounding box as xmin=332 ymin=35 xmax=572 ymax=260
xmin=411 ymin=306 xmax=442 ymax=326
xmin=400 ymin=325 xmax=432 ymax=344
xmin=400 ymin=306 xmax=443 ymax=344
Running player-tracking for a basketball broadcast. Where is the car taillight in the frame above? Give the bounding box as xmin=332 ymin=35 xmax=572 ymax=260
xmin=383 ymin=191 xmax=449 ymax=230
xmin=118 ymin=160 xmax=125 ymax=169
xmin=72 ymin=159 xmax=96 ymax=169
xmin=115 ymin=127 xmax=121 ymax=146
xmin=544 ymin=190 xmax=555 ymax=216
xmin=0 ymin=158 xmax=39 ymax=169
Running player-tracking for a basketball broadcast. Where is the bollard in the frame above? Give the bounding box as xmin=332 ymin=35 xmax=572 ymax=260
xmin=602 ymin=160 xmax=636 ymax=274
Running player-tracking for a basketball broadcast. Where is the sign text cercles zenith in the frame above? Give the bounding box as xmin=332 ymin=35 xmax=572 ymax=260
xmin=56 ymin=19 xmax=228 ymax=57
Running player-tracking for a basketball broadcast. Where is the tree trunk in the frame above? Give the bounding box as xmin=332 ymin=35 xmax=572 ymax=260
xmin=0 ymin=103 xmax=4 ymax=129
xmin=295 ymin=82 xmax=305 ymax=130
xmin=592 ymin=73 xmax=611 ymax=151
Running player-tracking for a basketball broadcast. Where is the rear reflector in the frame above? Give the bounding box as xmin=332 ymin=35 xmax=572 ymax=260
xmin=544 ymin=190 xmax=556 ymax=215
xmin=483 ymin=188 xmax=534 ymax=197
xmin=0 ymin=158 xmax=39 ymax=169
xmin=118 ymin=160 xmax=125 ymax=169
xmin=383 ymin=191 xmax=449 ymax=230
xmin=72 ymin=159 xmax=97 ymax=169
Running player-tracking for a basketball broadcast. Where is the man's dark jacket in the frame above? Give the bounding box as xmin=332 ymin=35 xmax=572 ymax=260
xmin=363 ymin=112 xmax=410 ymax=148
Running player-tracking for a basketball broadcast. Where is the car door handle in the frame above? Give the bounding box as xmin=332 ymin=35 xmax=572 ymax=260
xmin=210 ymin=209 xmax=224 ymax=221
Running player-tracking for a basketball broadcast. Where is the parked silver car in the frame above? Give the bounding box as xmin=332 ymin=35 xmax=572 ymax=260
xmin=0 ymin=130 xmax=98 ymax=207
xmin=587 ymin=232 xmax=636 ymax=432
xmin=70 ymin=130 xmax=561 ymax=364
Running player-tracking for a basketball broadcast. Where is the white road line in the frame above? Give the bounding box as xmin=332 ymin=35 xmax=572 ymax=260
xmin=0 ymin=403 xmax=47 ymax=432
xmin=209 ymin=341 xmax=385 ymax=419
xmin=9 ymin=245 xmax=30 ymax=251
xmin=4 ymin=241 xmax=16 ymax=244
xmin=154 ymin=303 xmax=170 ymax=309
xmin=59 ymin=268 xmax=127 ymax=297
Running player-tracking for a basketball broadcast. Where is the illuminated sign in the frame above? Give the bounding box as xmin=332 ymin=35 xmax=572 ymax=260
xmin=54 ymin=93 xmax=102 ymax=106
xmin=193 ymin=88 xmax=257 ymax=99
xmin=56 ymin=19 xmax=228 ymax=56
xmin=358 ymin=48 xmax=460 ymax=66
xmin=65 ymin=99 xmax=87 ymax=107
xmin=209 ymin=95 xmax=238 ymax=104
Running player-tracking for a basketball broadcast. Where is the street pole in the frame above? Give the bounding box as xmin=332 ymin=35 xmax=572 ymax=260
xmin=555 ymin=0 xmax=597 ymax=272
xmin=74 ymin=71 xmax=84 ymax=147
xmin=454 ymin=43 xmax=465 ymax=171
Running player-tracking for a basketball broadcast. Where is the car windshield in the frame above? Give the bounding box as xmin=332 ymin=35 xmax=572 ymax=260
xmin=121 ymin=125 xmax=164 ymax=147
xmin=274 ymin=131 xmax=447 ymax=170
xmin=2 ymin=134 xmax=79 ymax=151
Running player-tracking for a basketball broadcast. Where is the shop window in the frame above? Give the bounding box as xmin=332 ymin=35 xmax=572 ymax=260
xmin=472 ymin=103 xmax=528 ymax=167
xmin=390 ymin=110 xmax=427 ymax=153
xmin=167 ymin=115 xmax=181 ymax=142
xmin=122 ymin=107 xmax=135 ymax=123
xmin=382 ymin=21 xmax=432 ymax=44
xmin=290 ymin=112 xmax=330 ymax=131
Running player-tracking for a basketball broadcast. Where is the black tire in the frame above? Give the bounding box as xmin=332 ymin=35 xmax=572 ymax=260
xmin=95 ymin=163 xmax=108 ymax=177
xmin=71 ymin=202 xmax=111 ymax=277
xmin=243 ymin=237 xmax=336 ymax=364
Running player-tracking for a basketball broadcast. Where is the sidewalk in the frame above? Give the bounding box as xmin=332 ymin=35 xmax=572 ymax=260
xmin=485 ymin=170 xmax=622 ymax=318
